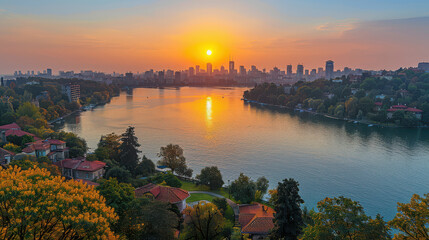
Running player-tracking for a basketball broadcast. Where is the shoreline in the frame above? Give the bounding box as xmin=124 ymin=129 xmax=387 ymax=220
xmin=242 ymin=98 xmax=427 ymax=129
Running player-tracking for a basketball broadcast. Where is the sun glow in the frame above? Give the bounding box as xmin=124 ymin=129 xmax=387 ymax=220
xmin=206 ymin=49 xmax=212 ymax=56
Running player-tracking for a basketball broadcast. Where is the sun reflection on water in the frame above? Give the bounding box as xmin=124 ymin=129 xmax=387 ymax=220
xmin=206 ymin=97 xmax=213 ymax=126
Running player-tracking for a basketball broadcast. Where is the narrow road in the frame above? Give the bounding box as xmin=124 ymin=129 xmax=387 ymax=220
xmin=188 ymin=191 xmax=239 ymax=220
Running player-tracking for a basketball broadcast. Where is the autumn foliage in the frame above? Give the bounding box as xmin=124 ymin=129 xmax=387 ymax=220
xmin=0 ymin=166 xmax=118 ymax=239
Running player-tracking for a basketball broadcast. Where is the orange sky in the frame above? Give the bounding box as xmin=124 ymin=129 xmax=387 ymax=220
xmin=0 ymin=0 xmax=429 ymax=74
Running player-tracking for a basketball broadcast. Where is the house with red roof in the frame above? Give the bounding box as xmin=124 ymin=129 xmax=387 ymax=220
xmin=387 ymin=105 xmax=423 ymax=119
xmin=0 ymin=122 xmax=39 ymax=143
xmin=22 ymin=139 xmax=69 ymax=162
xmin=54 ymin=158 xmax=106 ymax=181
xmin=0 ymin=147 xmax=15 ymax=164
xmin=135 ymin=183 xmax=190 ymax=212
xmin=239 ymin=203 xmax=275 ymax=239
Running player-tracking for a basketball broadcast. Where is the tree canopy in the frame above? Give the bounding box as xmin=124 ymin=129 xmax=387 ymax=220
xmin=0 ymin=166 xmax=118 ymax=239
xmin=196 ymin=166 xmax=224 ymax=190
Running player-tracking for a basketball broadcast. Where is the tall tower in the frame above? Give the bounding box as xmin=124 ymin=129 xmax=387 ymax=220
xmin=325 ymin=60 xmax=334 ymax=80
xmin=229 ymin=61 xmax=235 ymax=75
xmin=0 ymin=77 xmax=3 ymax=87
xmin=287 ymin=65 xmax=292 ymax=76
xmin=207 ymin=63 xmax=212 ymax=76
xmin=196 ymin=65 xmax=200 ymax=75
xmin=297 ymin=64 xmax=304 ymax=80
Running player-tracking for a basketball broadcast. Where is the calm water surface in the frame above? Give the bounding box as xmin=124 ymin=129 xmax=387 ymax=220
xmin=59 ymin=87 xmax=429 ymax=220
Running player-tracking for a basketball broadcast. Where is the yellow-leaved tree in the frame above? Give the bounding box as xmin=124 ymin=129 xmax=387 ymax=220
xmin=0 ymin=166 xmax=118 ymax=239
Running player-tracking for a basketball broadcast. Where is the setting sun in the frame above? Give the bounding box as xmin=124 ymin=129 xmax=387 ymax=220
xmin=206 ymin=50 xmax=212 ymax=56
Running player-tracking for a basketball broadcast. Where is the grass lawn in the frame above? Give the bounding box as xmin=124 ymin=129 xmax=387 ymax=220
xmin=186 ymin=193 xmax=216 ymax=203
xmin=179 ymin=180 xmax=232 ymax=200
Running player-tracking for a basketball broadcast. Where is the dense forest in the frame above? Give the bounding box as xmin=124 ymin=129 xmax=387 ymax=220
xmin=244 ymin=69 xmax=429 ymax=127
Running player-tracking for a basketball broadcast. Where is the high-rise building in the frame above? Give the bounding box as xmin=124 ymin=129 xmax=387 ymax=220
xmin=305 ymin=69 xmax=309 ymax=76
xmin=196 ymin=65 xmax=200 ymax=75
xmin=418 ymin=62 xmax=429 ymax=72
xmin=189 ymin=67 xmax=195 ymax=76
xmin=229 ymin=61 xmax=235 ymax=75
xmin=239 ymin=66 xmax=246 ymax=75
xmin=63 ymin=84 xmax=80 ymax=102
xmin=207 ymin=63 xmax=212 ymax=76
xmin=325 ymin=60 xmax=334 ymax=79
xmin=311 ymin=69 xmax=317 ymax=76
xmin=174 ymin=71 xmax=181 ymax=84
xmin=0 ymin=77 xmax=3 ymax=87
xmin=287 ymin=65 xmax=292 ymax=76
xmin=46 ymin=69 xmax=52 ymax=76
xmin=297 ymin=64 xmax=304 ymax=79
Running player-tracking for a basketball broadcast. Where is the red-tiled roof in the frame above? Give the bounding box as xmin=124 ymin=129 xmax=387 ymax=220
xmin=405 ymin=107 xmax=423 ymax=113
xmin=387 ymin=107 xmax=423 ymax=113
xmin=392 ymin=105 xmax=407 ymax=109
xmin=54 ymin=158 xmax=106 ymax=172
xmin=135 ymin=183 xmax=190 ymax=203
xmin=239 ymin=203 xmax=275 ymax=235
xmin=5 ymin=129 xmax=36 ymax=137
xmin=374 ymin=102 xmax=382 ymax=106
xmin=75 ymin=179 xmax=100 ymax=187
xmin=0 ymin=122 xmax=20 ymax=130
xmin=0 ymin=147 xmax=15 ymax=157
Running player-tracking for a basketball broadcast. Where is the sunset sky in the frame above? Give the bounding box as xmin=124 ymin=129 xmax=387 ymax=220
xmin=1 ymin=0 xmax=429 ymax=74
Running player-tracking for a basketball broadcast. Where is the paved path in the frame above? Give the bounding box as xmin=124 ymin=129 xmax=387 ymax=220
xmin=188 ymin=191 xmax=239 ymax=220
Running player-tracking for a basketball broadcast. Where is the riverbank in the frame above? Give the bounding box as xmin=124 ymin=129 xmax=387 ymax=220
xmin=242 ymin=98 xmax=427 ymax=128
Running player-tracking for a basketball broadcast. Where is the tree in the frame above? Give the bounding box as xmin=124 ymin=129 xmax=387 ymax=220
xmin=135 ymin=155 xmax=156 ymax=177
xmin=389 ymin=193 xmax=429 ymax=239
xmin=10 ymin=155 xmax=61 ymax=176
xmin=122 ymin=199 xmax=179 ymax=240
xmin=256 ymin=176 xmax=269 ymax=195
xmin=212 ymin=197 xmax=228 ymax=215
xmin=230 ymin=173 xmax=256 ymax=204
xmin=2 ymin=142 xmax=21 ymax=153
xmin=301 ymin=196 xmax=390 ymax=240
xmin=271 ymin=178 xmax=304 ymax=240
xmin=157 ymin=144 xmax=193 ymax=177
xmin=0 ymin=166 xmax=118 ymax=239
xmin=358 ymin=97 xmax=374 ymax=114
xmin=106 ymin=166 xmax=132 ymax=183
xmin=16 ymin=101 xmax=41 ymax=120
xmin=153 ymin=173 xmax=182 ymax=188
xmin=181 ymin=203 xmax=226 ymax=240
xmin=196 ymin=166 xmax=224 ymax=190
xmin=96 ymin=133 xmax=121 ymax=161
xmin=97 ymin=178 xmax=135 ymax=215
xmin=118 ymin=126 xmax=141 ymax=175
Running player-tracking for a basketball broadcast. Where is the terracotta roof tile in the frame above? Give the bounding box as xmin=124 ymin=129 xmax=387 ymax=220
xmin=239 ymin=204 xmax=275 ymax=235
xmin=135 ymin=183 xmax=190 ymax=203
xmin=54 ymin=159 xmax=106 ymax=172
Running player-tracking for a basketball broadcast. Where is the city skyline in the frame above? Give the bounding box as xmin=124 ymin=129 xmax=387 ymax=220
xmin=0 ymin=0 xmax=429 ymax=73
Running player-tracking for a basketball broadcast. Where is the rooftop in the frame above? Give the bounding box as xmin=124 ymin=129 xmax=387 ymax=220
xmin=239 ymin=203 xmax=275 ymax=235
xmin=135 ymin=183 xmax=190 ymax=204
xmin=54 ymin=158 xmax=106 ymax=172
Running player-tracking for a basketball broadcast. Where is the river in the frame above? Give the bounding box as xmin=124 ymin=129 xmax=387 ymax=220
xmin=58 ymin=87 xmax=429 ymax=220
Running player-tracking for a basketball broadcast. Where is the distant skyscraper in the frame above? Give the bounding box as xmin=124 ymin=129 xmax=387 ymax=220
xmin=0 ymin=77 xmax=3 ymax=87
xmin=325 ymin=60 xmax=334 ymax=79
xmin=311 ymin=69 xmax=317 ymax=76
xmin=207 ymin=63 xmax=212 ymax=75
xmin=229 ymin=61 xmax=235 ymax=75
xmin=305 ymin=69 xmax=309 ymax=76
xmin=189 ymin=67 xmax=195 ymax=76
xmin=239 ymin=66 xmax=246 ymax=75
xmin=47 ymin=68 xmax=52 ymax=76
xmin=174 ymin=71 xmax=181 ymax=84
xmin=297 ymin=64 xmax=304 ymax=79
xmin=287 ymin=65 xmax=292 ymax=76
xmin=196 ymin=65 xmax=200 ymax=75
